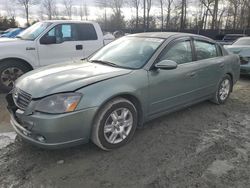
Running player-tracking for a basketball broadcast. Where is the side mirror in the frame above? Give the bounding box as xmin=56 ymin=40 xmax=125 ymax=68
xmin=155 ymin=60 xmax=178 ymax=70
xmin=40 ymin=35 xmax=57 ymax=45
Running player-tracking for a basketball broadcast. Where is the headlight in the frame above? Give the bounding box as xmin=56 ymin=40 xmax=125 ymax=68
xmin=35 ymin=93 xmax=82 ymax=114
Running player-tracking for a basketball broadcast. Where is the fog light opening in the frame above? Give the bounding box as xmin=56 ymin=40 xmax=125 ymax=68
xmin=36 ymin=135 xmax=46 ymax=143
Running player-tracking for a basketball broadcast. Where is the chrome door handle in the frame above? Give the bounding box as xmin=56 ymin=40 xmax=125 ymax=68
xmin=187 ymin=72 xmax=197 ymax=78
xmin=219 ymin=63 xmax=225 ymax=68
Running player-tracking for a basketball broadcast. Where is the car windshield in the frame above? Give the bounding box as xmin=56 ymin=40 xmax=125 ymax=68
xmin=17 ymin=22 xmax=51 ymax=40
xmin=233 ymin=38 xmax=250 ymax=46
xmin=89 ymin=36 xmax=164 ymax=69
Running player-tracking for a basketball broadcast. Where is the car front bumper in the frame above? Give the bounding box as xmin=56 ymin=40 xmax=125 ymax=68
xmin=7 ymin=94 xmax=98 ymax=149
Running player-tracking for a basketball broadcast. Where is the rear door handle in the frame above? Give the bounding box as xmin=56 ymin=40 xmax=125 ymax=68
xmin=219 ymin=62 xmax=225 ymax=68
xmin=76 ymin=45 xmax=83 ymax=50
xmin=187 ymin=72 xmax=197 ymax=78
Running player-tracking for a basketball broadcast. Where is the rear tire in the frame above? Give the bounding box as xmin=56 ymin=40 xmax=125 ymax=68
xmin=0 ymin=60 xmax=31 ymax=93
xmin=211 ymin=75 xmax=232 ymax=105
xmin=92 ymin=98 xmax=138 ymax=151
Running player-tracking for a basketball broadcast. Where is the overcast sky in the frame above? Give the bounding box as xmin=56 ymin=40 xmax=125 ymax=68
xmin=0 ymin=0 xmax=137 ymax=25
xmin=0 ymin=0 xmax=199 ymax=26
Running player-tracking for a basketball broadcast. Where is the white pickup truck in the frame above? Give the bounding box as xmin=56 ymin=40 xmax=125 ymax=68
xmin=0 ymin=20 xmax=114 ymax=92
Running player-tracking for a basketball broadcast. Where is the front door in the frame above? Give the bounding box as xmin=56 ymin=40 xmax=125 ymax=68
xmin=148 ymin=38 xmax=203 ymax=116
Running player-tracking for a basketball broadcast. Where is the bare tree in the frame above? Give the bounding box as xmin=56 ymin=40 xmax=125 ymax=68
xmin=180 ymin=0 xmax=187 ymax=29
xmin=146 ymin=0 xmax=152 ymax=30
xmin=165 ymin=0 xmax=174 ymax=28
xmin=159 ymin=0 xmax=164 ymax=30
xmin=211 ymin=0 xmax=219 ymax=29
xmin=131 ymin=0 xmax=140 ymax=29
xmin=229 ymin=0 xmax=241 ymax=29
xmin=41 ymin=0 xmax=57 ymax=20
xmin=63 ymin=0 xmax=73 ymax=19
xmin=5 ymin=1 xmax=17 ymax=19
xmin=96 ymin=0 xmax=110 ymax=30
xmin=143 ymin=0 xmax=146 ymax=31
xmin=83 ymin=2 xmax=89 ymax=20
xmin=16 ymin=0 xmax=37 ymax=26
xmin=200 ymin=0 xmax=214 ymax=29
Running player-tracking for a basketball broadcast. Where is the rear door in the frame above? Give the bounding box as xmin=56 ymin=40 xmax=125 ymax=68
xmin=192 ymin=38 xmax=225 ymax=95
xmin=37 ymin=23 xmax=84 ymax=66
xmin=75 ymin=23 xmax=103 ymax=57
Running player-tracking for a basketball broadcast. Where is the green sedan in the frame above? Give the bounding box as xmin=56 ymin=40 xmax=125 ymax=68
xmin=6 ymin=33 xmax=240 ymax=150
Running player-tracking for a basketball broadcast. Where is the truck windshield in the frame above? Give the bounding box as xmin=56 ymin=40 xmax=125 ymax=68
xmin=17 ymin=22 xmax=52 ymax=40
xmin=90 ymin=36 xmax=164 ymax=69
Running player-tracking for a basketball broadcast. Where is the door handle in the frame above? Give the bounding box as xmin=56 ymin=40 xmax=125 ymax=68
xmin=187 ymin=72 xmax=197 ymax=78
xmin=76 ymin=45 xmax=83 ymax=50
xmin=219 ymin=62 xmax=225 ymax=68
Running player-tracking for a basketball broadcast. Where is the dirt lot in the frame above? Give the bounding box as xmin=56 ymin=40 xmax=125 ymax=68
xmin=0 ymin=77 xmax=249 ymax=188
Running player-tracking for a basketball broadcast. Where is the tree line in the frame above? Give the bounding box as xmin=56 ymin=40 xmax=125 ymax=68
xmin=0 ymin=0 xmax=250 ymax=32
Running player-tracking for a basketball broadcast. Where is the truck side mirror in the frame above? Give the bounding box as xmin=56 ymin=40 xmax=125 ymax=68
xmin=40 ymin=35 xmax=57 ymax=45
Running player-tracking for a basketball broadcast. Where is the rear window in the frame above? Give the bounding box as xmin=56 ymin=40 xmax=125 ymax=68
xmin=75 ymin=23 xmax=98 ymax=41
xmin=194 ymin=40 xmax=218 ymax=60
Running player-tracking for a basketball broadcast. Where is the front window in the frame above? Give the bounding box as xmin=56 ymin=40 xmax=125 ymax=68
xmin=90 ymin=37 xmax=164 ymax=69
xmin=17 ymin=22 xmax=52 ymax=40
xmin=45 ymin=24 xmax=76 ymax=43
xmin=233 ymin=38 xmax=250 ymax=46
xmin=159 ymin=41 xmax=192 ymax=64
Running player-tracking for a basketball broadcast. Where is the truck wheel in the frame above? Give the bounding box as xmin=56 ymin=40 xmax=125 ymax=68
xmin=0 ymin=60 xmax=31 ymax=93
xmin=211 ymin=75 xmax=232 ymax=105
xmin=92 ymin=98 xmax=138 ymax=151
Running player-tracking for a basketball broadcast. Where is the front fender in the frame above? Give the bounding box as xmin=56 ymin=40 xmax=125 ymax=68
xmin=76 ymin=69 xmax=149 ymax=118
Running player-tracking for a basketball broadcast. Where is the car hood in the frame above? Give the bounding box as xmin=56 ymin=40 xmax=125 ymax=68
xmin=15 ymin=61 xmax=132 ymax=98
xmin=225 ymin=45 xmax=250 ymax=57
xmin=0 ymin=37 xmax=31 ymax=46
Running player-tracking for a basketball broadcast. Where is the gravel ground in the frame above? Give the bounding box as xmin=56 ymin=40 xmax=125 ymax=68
xmin=0 ymin=77 xmax=249 ymax=188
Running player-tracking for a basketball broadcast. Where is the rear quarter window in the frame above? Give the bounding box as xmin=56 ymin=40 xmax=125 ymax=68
xmin=75 ymin=23 xmax=98 ymax=41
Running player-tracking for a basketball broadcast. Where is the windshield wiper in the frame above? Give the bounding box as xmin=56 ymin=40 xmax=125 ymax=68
xmin=90 ymin=60 xmax=119 ymax=68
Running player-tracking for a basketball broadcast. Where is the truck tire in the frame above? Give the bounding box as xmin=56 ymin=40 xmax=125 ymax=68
xmin=0 ymin=60 xmax=31 ymax=93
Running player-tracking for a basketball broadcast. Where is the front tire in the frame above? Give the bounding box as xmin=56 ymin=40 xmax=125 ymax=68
xmin=92 ymin=98 xmax=138 ymax=151
xmin=0 ymin=60 xmax=31 ymax=93
xmin=211 ymin=75 xmax=232 ymax=104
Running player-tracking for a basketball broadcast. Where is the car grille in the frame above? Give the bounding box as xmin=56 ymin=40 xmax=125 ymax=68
xmin=13 ymin=88 xmax=32 ymax=110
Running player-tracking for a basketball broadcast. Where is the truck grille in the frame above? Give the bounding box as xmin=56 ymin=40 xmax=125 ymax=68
xmin=13 ymin=88 xmax=32 ymax=110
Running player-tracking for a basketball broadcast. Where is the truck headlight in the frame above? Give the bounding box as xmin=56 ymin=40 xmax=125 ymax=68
xmin=35 ymin=93 xmax=82 ymax=114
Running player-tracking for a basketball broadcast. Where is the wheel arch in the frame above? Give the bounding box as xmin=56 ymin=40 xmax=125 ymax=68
xmin=226 ymin=72 xmax=233 ymax=92
xmin=0 ymin=57 xmax=34 ymax=70
xmin=93 ymin=93 xmax=144 ymax=128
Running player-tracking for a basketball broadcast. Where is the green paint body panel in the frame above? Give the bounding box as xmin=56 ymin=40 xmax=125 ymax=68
xmin=8 ymin=33 xmax=240 ymax=148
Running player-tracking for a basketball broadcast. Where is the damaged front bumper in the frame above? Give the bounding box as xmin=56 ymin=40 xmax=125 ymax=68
xmin=6 ymin=93 xmax=98 ymax=149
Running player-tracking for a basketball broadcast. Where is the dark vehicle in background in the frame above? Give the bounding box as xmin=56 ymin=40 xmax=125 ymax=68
xmin=225 ymin=37 xmax=250 ymax=75
xmin=218 ymin=34 xmax=247 ymax=46
xmin=0 ymin=28 xmax=25 ymax=38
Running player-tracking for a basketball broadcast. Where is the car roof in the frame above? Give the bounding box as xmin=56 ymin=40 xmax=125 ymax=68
xmin=41 ymin=20 xmax=97 ymax=24
xmin=236 ymin=36 xmax=250 ymax=39
xmin=225 ymin=34 xmax=246 ymax=36
xmin=128 ymin=32 xmax=213 ymax=41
